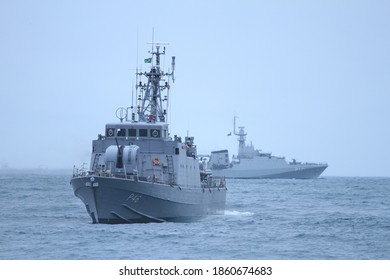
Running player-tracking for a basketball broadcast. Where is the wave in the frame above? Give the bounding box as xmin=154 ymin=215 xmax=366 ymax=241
xmin=224 ymin=210 xmax=254 ymax=217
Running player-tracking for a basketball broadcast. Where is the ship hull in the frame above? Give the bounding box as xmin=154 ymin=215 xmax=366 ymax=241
xmin=211 ymin=164 xmax=328 ymax=179
xmin=71 ymin=175 xmax=226 ymax=224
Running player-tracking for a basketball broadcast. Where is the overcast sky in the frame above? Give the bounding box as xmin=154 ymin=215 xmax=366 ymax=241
xmin=1 ymin=0 xmax=389 ymax=177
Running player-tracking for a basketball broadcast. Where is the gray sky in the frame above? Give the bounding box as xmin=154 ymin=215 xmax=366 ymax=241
xmin=1 ymin=0 xmax=389 ymax=177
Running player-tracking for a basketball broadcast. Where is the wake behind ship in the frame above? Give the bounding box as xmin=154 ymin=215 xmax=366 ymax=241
xmin=71 ymin=45 xmax=226 ymax=223
xmin=207 ymin=117 xmax=328 ymax=179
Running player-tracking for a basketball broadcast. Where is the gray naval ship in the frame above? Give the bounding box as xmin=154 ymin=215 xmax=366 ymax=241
xmin=207 ymin=117 xmax=328 ymax=179
xmin=71 ymin=45 xmax=226 ymax=223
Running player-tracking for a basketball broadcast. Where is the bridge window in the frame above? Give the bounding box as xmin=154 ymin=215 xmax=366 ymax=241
xmin=139 ymin=129 xmax=148 ymax=137
xmin=117 ymin=128 xmax=126 ymax=136
xmin=128 ymin=128 xmax=136 ymax=137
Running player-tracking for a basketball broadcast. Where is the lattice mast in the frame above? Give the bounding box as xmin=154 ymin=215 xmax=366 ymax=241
xmin=136 ymin=44 xmax=175 ymax=123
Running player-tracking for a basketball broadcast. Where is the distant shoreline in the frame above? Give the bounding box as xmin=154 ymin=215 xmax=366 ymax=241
xmin=0 ymin=168 xmax=73 ymax=175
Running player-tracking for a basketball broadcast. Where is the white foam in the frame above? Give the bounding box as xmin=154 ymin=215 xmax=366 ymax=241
xmin=224 ymin=210 xmax=254 ymax=217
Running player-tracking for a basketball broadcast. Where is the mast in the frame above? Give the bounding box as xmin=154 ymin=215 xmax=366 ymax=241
xmin=233 ymin=116 xmax=247 ymax=158
xmin=135 ymin=44 xmax=175 ymax=123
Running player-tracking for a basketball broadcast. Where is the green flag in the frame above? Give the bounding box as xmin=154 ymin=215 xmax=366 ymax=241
xmin=144 ymin=57 xmax=152 ymax=63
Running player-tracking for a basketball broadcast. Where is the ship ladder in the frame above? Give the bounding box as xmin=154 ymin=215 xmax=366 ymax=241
xmin=92 ymin=154 xmax=101 ymax=172
xmin=166 ymin=155 xmax=175 ymax=185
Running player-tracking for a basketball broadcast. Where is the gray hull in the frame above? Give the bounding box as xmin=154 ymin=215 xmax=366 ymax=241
xmin=71 ymin=175 xmax=227 ymax=224
xmin=211 ymin=164 xmax=328 ymax=179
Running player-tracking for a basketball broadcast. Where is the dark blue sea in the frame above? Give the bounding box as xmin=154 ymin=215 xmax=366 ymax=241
xmin=1 ymin=170 xmax=389 ymax=260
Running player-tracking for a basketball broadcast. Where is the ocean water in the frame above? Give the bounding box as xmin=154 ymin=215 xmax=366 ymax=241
xmin=0 ymin=170 xmax=389 ymax=260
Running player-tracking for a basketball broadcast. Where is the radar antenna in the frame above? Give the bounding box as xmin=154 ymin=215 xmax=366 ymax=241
xmin=116 ymin=107 xmax=127 ymax=122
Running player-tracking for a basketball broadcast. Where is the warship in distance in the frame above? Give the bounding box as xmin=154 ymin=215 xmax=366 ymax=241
xmin=71 ymin=45 xmax=226 ymax=223
xmin=207 ymin=117 xmax=328 ymax=179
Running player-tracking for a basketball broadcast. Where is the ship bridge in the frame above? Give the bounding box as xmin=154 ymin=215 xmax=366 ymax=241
xmin=104 ymin=122 xmax=169 ymax=140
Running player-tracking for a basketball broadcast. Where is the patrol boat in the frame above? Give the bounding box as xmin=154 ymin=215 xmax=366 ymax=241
xmin=71 ymin=45 xmax=227 ymax=223
xmin=208 ymin=117 xmax=328 ymax=179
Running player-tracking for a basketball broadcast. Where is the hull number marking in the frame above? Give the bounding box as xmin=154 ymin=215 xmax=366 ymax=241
xmin=126 ymin=193 xmax=141 ymax=203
